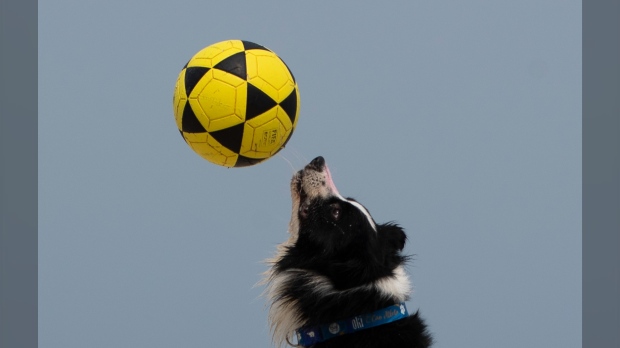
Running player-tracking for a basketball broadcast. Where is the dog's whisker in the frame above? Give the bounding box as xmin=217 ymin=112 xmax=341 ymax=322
xmin=277 ymin=153 xmax=297 ymax=173
xmin=286 ymin=146 xmax=308 ymax=168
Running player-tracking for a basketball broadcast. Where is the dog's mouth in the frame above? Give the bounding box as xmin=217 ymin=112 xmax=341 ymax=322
xmin=291 ymin=156 xmax=341 ymax=203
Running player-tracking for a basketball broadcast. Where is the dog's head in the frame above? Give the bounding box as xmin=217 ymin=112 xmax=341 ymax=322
xmin=280 ymin=156 xmax=408 ymax=288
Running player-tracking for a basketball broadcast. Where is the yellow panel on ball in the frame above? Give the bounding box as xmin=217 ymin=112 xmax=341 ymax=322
xmin=187 ymin=40 xmax=245 ymax=68
xmin=240 ymin=107 xmax=292 ymax=158
xmin=246 ymin=50 xmax=296 ymax=102
xmin=191 ymin=133 xmax=239 ymax=167
xmin=190 ymin=69 xmax=247 ymax=132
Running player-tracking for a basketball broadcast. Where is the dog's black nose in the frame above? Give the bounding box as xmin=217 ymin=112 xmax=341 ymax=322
xmin=308 ymin=156 xmax=325 ymax=170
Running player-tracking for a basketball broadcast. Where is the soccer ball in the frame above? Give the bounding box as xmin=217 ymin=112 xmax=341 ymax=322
xmin=173 ymin=40 xmax=300 ymax=167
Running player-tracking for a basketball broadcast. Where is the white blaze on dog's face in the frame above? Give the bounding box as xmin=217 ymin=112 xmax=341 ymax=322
xmin=288 ymin=156 xmax=376 ymax=245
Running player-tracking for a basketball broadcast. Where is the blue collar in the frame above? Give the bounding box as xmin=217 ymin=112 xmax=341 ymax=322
xmin=294 ymin=303 xmax=409 ymax=347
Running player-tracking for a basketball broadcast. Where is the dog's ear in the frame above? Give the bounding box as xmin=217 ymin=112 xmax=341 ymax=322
xmin=379 ymin=223 xmax=407 ymax=251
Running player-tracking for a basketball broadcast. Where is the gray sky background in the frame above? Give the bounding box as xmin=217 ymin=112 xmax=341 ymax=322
xmin=39 ymin=1 xmax=581 ymax=347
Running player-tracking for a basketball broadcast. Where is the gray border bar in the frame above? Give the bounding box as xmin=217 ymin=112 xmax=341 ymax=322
xmin=583 ymin=1 xmax=620 ymax=347
xmin=0 ymin=0 xmax=38 ymax=347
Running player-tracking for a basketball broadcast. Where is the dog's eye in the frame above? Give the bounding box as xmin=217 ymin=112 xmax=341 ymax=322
xmin=300 ymin=203 xmax=310 ymax=219
xmin=330 ymin=203 xmax=341 ymax=221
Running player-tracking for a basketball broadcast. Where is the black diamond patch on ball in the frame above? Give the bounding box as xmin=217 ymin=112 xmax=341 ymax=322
xmin=182 ymin=103 xmax=206 ymax=133
xmin=246 ymin=83 xmax=278 ymax=121
xmin=242 ymin=40 xmax=271 ymax=52
xmin=279 ymin=88 xmax=298 ymax=124
xmin=235 ymin=155 xmax=265 ymax=167
xmin=209 ymin=122 xmax=245 ymax=154
xmin=184 ymin=67 xmax=210 ymax=97
xmin=213 ymin=51 xmax=247 ymax=80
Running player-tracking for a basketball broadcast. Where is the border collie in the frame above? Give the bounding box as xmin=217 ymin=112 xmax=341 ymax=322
xmin=264 ymin=156 xmax=432 ymax=347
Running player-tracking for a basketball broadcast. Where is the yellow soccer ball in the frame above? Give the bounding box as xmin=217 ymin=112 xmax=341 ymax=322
xmin=173 ymin=40 xmax=300 ymax=167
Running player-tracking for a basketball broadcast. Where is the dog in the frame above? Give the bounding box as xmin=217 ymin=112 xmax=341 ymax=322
xmin=264 ymin=156 xmax=432 ymax=347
